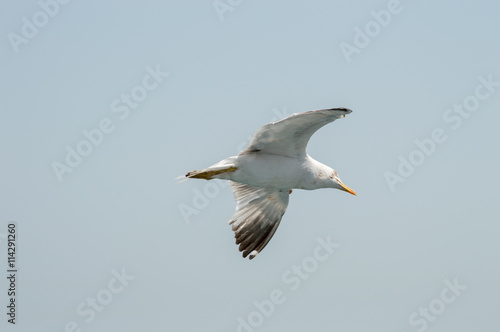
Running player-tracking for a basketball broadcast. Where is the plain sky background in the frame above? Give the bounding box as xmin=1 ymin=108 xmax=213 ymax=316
xmin=1 ymin=1 xmax=500 ymax=331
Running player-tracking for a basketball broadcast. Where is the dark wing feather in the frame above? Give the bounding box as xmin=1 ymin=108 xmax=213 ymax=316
xmin=228 ymin=181 xmax=290 ymax=259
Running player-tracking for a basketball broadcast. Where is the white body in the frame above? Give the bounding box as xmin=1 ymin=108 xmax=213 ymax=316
xmin=213 ymin=154 xmax=334 ymax=190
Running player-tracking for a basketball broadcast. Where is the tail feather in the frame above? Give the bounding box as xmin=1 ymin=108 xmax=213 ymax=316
xmin=183 ymin=165 xmax=237 ymax=181
xmin=175 ymin=175 xmax=189 ymax=183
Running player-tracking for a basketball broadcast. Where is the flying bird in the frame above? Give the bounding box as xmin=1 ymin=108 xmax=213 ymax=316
xmin=184 ymin=108 xmax=356 ymax=259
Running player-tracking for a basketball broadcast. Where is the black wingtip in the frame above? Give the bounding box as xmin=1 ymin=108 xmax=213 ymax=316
xmin=331 ymin=107 xmax=353 ymax=113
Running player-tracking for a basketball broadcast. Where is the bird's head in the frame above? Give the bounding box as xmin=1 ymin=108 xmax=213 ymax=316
xmin=327 ymin=169 xmax=356 ymax=195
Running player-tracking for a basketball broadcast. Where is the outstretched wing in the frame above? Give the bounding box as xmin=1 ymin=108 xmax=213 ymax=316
xmin=240 ymin=108 xmax=352 ymax=158
xmin=228 ymin=181 xmax=290 ymax=260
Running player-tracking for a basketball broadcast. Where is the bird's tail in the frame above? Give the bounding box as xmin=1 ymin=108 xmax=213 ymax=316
xmin=175 ymin=175 xmax=189 ymax=183
xmin=178 ymin=157 xmax=238 ymax=182
xmin=177 ymin=163 xmax=238 ymax=183
xmin=184 ymin=165 xmax=237 ymax=181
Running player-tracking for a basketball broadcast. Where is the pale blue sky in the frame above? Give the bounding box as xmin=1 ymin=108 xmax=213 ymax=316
xmin=1 ymin=1 xmax=500 ymax=331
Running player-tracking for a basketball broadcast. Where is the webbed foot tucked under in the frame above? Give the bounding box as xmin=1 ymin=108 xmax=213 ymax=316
xmin=185 ymin=166 xmax=238 ymax=180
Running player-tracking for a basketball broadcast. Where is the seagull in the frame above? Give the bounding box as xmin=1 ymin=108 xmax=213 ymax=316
xmin=184 ymin=108 xmax=356 ymax=259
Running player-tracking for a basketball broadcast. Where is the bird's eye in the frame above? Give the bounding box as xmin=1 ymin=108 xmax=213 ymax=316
xmin=329 ymin=173 xmax=334 ymax=179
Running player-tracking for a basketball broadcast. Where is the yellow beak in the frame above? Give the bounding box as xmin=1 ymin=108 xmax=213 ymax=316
xmin=339 ymin=182 xmax=357 ymax=196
